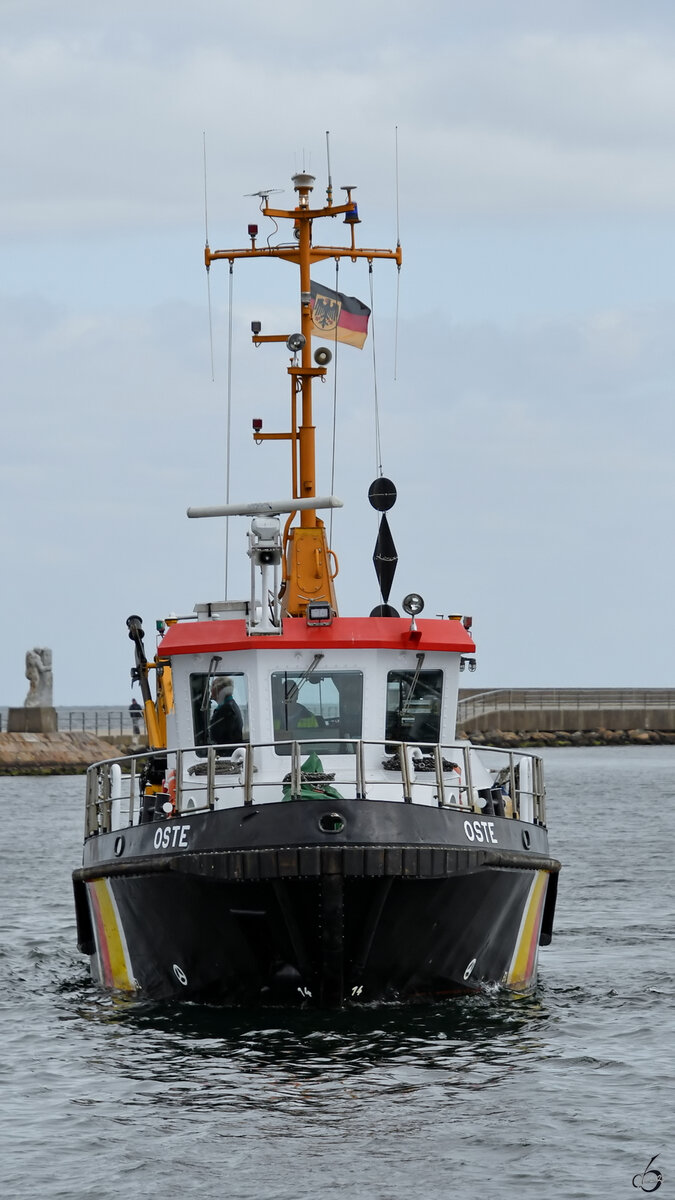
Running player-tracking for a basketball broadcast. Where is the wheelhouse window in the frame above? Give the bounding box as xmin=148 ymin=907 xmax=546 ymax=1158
xmin=190 ymin=672 xmax=248 ymax=754
xmin=271 ymin=670 xmax=363 ymax=756
xmin=385 ymin=669 xmax=443 ymax=747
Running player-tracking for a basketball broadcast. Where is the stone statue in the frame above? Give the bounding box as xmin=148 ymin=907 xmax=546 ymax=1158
xmin=24 ymin=647 xmax=53 ymax=707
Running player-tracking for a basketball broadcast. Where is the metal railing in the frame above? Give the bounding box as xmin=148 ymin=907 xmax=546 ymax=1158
xmin=0 ymin=708 xmax=142 ymax=736
xmin=84 ymin=739 xmax=546 ymax=838
xmin=0 ymin=705 xmax=140 ymax=734
xmin=64 ymin=710 xmax=138 ymax=736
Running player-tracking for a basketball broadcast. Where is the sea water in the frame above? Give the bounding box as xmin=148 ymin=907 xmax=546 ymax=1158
xmin=1 ymin=746 xmax=673 ymax=1199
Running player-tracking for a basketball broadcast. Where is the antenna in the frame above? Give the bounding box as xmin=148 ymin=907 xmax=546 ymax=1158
xmin=245 ymin=188 xmax=283 ymax=200
xmin=203 ymin=131 xmax=210 ymax=245
xmin=395 ymin=124 xmax=401 ymax=246
xmin=203 ymin=131 xmax=215 ymax=381
xmin=325 ymin=130 xmax=333 ymax=206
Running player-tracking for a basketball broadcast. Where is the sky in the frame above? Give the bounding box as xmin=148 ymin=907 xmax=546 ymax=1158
xmin=3 ymin=1 xmax=675 ymax=703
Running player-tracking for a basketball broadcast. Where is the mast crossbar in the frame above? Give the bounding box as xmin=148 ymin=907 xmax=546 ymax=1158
xmin=205 ymin=170 xmax=401 ymax=618
xmin=206 ymin=246 xmax=402 ymax=267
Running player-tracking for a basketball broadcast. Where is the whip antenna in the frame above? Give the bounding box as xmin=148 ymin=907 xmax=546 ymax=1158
xmin=395 ymin=124 xmax=401 ymax=245
xmin=325 ymin=130 xmax=333 ymax=206
xmin=203 ymin=131 xmax=215 ymax=381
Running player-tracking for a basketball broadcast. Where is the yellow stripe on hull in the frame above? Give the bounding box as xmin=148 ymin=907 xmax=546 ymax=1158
xmin=504 ymin=870 xmax=548 ymax=989
xmin=90 ymin=879 xmax=135 ymax=992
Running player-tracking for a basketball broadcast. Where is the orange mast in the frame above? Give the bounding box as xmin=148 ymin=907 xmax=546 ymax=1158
xmin=205 ymin=172 xmax=402 ymax=618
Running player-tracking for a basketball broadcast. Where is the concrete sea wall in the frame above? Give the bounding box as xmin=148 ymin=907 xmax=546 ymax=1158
xmin=457 ymin=688 xmax=675 ymax=745
xmin=464 ymin=728 xmax=675 ymax=747
xmin=0 ymin=732 xmax=141 ymax=774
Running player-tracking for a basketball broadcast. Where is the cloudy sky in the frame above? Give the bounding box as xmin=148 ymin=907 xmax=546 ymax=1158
xmin=3 ymin=1 xmax=675 ymax=704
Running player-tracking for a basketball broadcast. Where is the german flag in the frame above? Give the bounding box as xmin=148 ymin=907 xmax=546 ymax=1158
xmin=310 ymin=281 xmax=370 ymax=349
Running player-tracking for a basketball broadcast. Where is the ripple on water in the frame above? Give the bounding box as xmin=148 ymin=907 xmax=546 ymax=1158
xmin=1 ymin=757 xmax=674 ymax=1199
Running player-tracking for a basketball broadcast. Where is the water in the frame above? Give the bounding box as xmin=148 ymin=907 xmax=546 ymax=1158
xmin=1 ymin=747 xmax=673 ymax=1199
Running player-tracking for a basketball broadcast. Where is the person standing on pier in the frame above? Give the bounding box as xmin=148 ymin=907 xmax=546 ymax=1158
xmin=129 ymin=697 xmax=143 ymax=735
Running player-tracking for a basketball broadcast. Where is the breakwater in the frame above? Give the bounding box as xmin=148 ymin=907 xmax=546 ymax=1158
xmin=465 ymin=727 xmax=675 ymax=747
xmin=457 ymin=687 xmax=675 ymax=736
xmin=0 ymin=732 xmax=143 ymax=774
xmin=0 ymin=706 xmax=144 ymax=772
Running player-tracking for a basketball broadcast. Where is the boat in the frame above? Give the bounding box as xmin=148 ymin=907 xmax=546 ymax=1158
xmin=72 ymin=166 xmax=560 ymax=1006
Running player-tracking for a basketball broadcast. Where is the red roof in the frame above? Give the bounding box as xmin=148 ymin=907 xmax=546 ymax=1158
xmin=159 ymin=616 xmax=476 ymax=657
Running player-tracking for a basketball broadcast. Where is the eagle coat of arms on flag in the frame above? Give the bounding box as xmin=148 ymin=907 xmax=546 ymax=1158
xmin=312 ymin=292 xmax=341 ymax=332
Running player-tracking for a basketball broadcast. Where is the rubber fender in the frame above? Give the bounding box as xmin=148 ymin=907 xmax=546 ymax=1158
xmin=72 ymin=877 xmax=96 ymax=955
xmin=539 ymin=871 xmax=559 ymax=946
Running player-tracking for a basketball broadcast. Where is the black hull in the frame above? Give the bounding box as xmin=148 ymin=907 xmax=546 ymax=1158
xmin=74 ymin=801 xmax=559 ymax=1007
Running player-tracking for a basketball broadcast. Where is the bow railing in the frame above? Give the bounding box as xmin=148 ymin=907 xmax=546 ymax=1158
xmin=84 ymin=739 xmax=546 ymax=837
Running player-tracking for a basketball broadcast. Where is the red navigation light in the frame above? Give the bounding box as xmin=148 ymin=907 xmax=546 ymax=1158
xmin=248 ymin=224 xmax=258 ymax=238
xmin=252 ymin=418 xmax=263 ymax=433
xmin=463 ymin=615 xmax=473 ymax=630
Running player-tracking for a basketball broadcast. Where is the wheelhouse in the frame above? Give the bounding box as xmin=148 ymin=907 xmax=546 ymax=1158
xmin=162 ymin=611 xmax=474 ymax=771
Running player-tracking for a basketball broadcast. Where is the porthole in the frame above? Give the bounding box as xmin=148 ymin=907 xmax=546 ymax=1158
xmin=522 ymin=829 xmax=531 ymax=849
xmin=319 ymin=812 xmax=345 ymax=834
xmin=114 ymin=836 xmax=125 ymax=857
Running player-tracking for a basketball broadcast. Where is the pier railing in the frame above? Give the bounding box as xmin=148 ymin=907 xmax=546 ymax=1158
xmin=0 ymin=708 xmax=139 ymax=736
xmin=61 ymin=709 xmax=137 ymax=736
xmin=457 ymin=688 xmax=675 ymax=729
xmin=84 ymin=739 xmax=545 ymax=838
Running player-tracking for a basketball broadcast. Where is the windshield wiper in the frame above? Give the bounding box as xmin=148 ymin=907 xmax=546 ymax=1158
xmin=400 ymin=652 xmax=426 ymax=718
xmin=201 ymin=655 xmax=223 ymax=711
xmin=285 ymin=653 xmax=324 ymax=703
